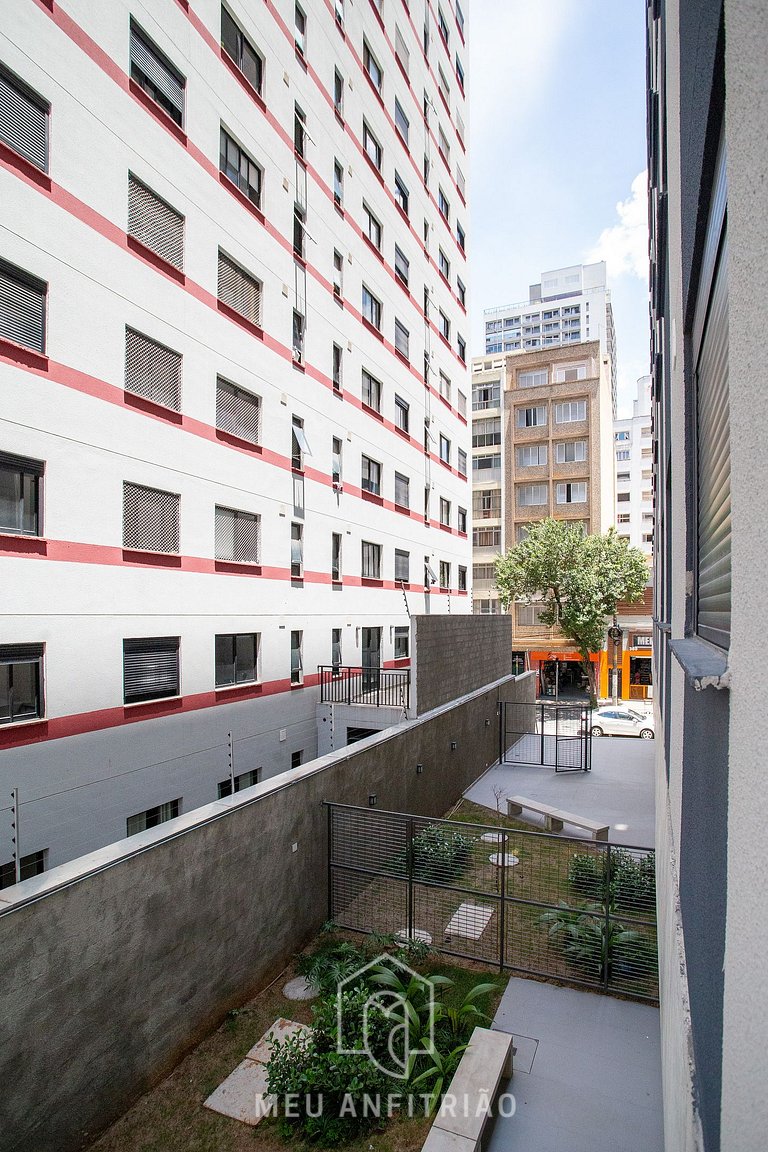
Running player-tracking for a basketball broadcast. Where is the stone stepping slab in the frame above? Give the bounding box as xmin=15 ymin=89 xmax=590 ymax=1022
xmin=204 ymin=1017 xmax=312 ymax=1126
xmin=444 ymin=902 xmax=494 ymax=940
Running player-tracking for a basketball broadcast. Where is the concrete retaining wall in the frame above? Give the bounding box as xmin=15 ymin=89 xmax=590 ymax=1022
xmin=412 ymin=615 xmax=514 ymax=714
xmin=0 ymin=672 xmax=534 ymax=1152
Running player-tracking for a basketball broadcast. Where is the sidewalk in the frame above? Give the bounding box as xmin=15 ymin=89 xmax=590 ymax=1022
xmin=488 ymin=977 xmax=663 ymax=1152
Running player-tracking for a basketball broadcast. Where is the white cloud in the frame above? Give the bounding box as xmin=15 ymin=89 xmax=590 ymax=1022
xmin=587 ymin=171 xmax=649 ymax=280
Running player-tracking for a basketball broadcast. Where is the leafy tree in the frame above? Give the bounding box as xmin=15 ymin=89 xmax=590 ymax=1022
xmin=494 ymin=519 xmax=648 ymax=704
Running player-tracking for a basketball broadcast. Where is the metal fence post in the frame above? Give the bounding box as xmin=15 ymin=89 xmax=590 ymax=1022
xmin=603 ymin=842 xmax=612 ymax=991
xmin=10 ymin=787 xmax=20 ymax=884
xmin=227 ymin=732 xmax=235 ymax=797
xmin=327 ymin=803 xmax=334 ymax=922
xmin=498 ymin=701 xmax=504 ymax=764
xmin=540 ymin=702 xmax=545 ymax=765
xmin=406 ymin=817 xmax=415 ymax=941
xmin=499 ymin=828 xmax=507 ymax=972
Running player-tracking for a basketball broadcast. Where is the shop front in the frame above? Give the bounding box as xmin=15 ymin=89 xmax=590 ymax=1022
xmin=598 ymin=631 xmax=653 ymax=701
xmin=529 ymin=650 xmax=601 ymax=701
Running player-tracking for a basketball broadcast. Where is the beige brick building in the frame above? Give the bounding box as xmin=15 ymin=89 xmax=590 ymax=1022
xmin=471 ymin=341 xmax=614 ymax=677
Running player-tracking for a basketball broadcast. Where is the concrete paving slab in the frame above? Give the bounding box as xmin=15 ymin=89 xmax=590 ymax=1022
xmin=245 ymin=1018 xmax=311 ymax=1063
xmin=486 ymin=977 xmax=663 ymax=1152
xmin=203 ymin=1059 xmax=273 ymax=1126
xmin=465 ymin=736 xmax=655 ymax=847
xmin=444 ymin=902 xmax=494 ymax=939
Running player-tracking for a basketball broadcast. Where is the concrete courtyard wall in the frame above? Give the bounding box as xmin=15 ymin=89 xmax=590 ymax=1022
xmin=0 ymin=672 xmax=534 ymax=1152
xmin=412 ymin=615 xmax=515 ymax=714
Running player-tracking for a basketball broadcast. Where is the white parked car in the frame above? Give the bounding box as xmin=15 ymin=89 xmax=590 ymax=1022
xmin=588 ymin=707 xmax=655 ymax=740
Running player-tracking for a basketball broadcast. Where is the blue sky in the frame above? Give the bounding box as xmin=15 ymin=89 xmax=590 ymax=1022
xmin=468 ymin=0 xmax=649 ymax=417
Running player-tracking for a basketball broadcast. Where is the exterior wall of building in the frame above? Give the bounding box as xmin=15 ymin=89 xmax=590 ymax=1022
xmin=412 ymin=612 xmax=515 ymax=713
xmin=614 ymin=375 xmax=654 ymax=558
xmin=0 ymin=1 xmax=472 ymax=871
xmin=649 ymin=1 xmax=768 ymax=1148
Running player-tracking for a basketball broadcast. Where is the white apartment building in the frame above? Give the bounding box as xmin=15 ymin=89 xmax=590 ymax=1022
xmin=614 ymin=375 xmax=653 ymax=559
xmin=484 ymin=261 xmax=618 ymax=414
xmin=0 ymin=0 xmax=472 ymax=876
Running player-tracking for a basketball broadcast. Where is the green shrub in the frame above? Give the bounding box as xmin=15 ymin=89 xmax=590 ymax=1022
xmin=568 ymin=849 xmax=656 ymax=912
xmin=295 ymin=938 xmax=368 ymax=996
xmin=541 ymin=901 xmax=658 ymax=984
xmin=412 ymin=825 xmax=473 ymax=883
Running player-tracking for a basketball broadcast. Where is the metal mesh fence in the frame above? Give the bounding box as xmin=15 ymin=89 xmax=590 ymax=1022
xmin=328 ymin=804 xmax=658 ymax=1002
xmin=499 ymin=701 xmax=591 ymax=771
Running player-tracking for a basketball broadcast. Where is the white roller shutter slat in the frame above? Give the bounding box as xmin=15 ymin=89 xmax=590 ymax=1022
xmin=123 ymin=638 xmax=179 ymax=702
xmin=0 ymin=264 xmax=45 ymax=352
xmin=128 ymin=175 xmax=184 ymax=270
xmin=216 ymin=378 xmax=260 ymax=444
xmin=123 ymin=482 xmax=180 ymax=553
xmin=218 ymin=252 xmax=261 ymax=326
xmin=125 ymin=328 xmax=182 ymax=411
xmin=0 ymin=69 xmax=47 ymax=170
xmin=130 ymin=27 xmax=185 ymax=122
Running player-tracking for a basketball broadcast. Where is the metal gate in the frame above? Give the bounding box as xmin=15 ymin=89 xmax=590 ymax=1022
xmin=498 ymin=700 xmax=591 ymax=771
xmin=327 ymin=803 xmax=658 ymax=1002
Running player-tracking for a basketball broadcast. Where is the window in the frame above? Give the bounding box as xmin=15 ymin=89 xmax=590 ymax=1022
xmin=362 ymin=540 xmax=382 ymax=579
xmin=553 ymin=362 xmax=587 ymax=383
xmin=473 ymin=381 xmax=500 ymax=410
xmin=219 ymin=127 xmax=262 ymax=208
xmin=617 ymin=471 xmax=630 ymax=481
xmin=0 ymin=63 xmax=49 ymax=171
xmin=395 ymin=548 xmax=410 ymax=582
xmin=439 ymin=560 xmax=450 ymax=589
xmin=518 ymin=484 xmax=548 ymax=507
xmin=221 ymin=7 xmax=263 ymax=94
xmin=394 ymin=245 xmax=410 ymax=288
xmin=292 ymin=415 xmax=311 ymax=469
xmin=438 ymin=66 xmax=450 ymax=108
xmin=455 ymin=54 xmax=465 ymax=91
xmin=394 ymin=98 xmax=409 ymax=144
xmin=439 ymin=371 xmax=451 ymax=403
xmin=617 ymin=513 xmax=631 ymax=524
xmin=333 ymin=159 xmax=344 ymax=207
xmin=616 ymin=450 xmax=631 ymax=462
xmin=364 ymin=40 xmax=383 ymax=92
xmin=215 ymin=633 xmax=259 ymax=686
xmin=394 ymin=626 xmax=409 ymax=659
xmin=215 ymin=505 xmax=260 ymax=563
xmin=473 ymin=526 xmax=501 ymax=547
xmin=291 ymin=522 xmax=303 ymax=577
xmin=361 ymin=454 xmax=381 ymax=495
xmin=518 ymin=368 xmax=548 ymax=389
xmin=474 ymin=563 xmax=495 ymax=581
xmin=332 ymin=436 xmax=342 ymax=486
xmin=293 ymin=205 xmax=306 ymax=259
xmin=395 ymin=394 xmax=410 ymax=432
xmin=216 ymin=377 xmax=260 ymax=445
xmin=218 ymin=769 xmax=260 ymax=799
xmin=395 ymin=471 xmax=410 ymax=508
xmin=439 ymin=497 xmax=451 ymax=526
xmin=615 ymin=430 xmax=630 ymax=442
xmin=438 ymin=125 xmax=450 ymax=163
xmin=456 ymin=0 xmax=465 ymax=37
xmin=472 ymin=418 xmax=501 ymax=447
xmin=362 ymin=285 xmax=382 ymax=330
xmin=127 ymin=799 xmax=180 ymax=837
xmin=458 ymin=507 xmax=467 ymax=533
xmin=123 ymin=637 xmax=180 ymax=704
xmin=334 ymin=69 xmax=344 ymax=117
xmin=395 ymin=25 xmax=410 ymax=75
xmin=290 ymin=630 xmax=303 ymax=684
xmin=294 ymin=3 xmax=306 ymax=53
xmin=458 ymin=448 xmax=467 ymax=476
xmin=332 ymin=532 xmax=342 ymax=581
xmin=130 ymin=22 xmax=185 ymax=127
xmin=123 ymin=482 xmax=179 ymax=553
xmin=293 ymin=307 xmax=305 ymax=363
xmin=395 ymin=318 xmax=409 ymax=359
xmin=362 ymin=368 xmax=382 ymax=411
xmin=0 ymin=644 xmax=44 ymax=725
xmin=0 ymin=849 xmax=46 ymax=889
xmin=556 ymin=440 xmax=587 ymax=464
xmin=333 ymin=249 xmax=343 ymax=297
xmin=218 ymin=251 xmax=262 ymax=326
xmin=473 ymin=488 xmax=501 ymax=518
xmin=0 ymin=259 xmax=46 ymax=353
xmin=332 ymin=343 xmax=343 ymax=392
xmin=125 ymin=327 xmax=182 ymax=411
xmin=394 ymin=172 xmax=409 ymax=216
xmin=473 ymin=453 xmax=501 ymax=472
xmin=516 ymin=444 xmax=547 ymax=467
xmin=456 ymin=221 xmax=466 ymax=251
xmin=555 ymin=400 xmax=587 ymax=423
xmin=331 ymin=627 xmax=342 ymax=673
xmin=556 ymin=482 xmax=587 ymax=504
xmin=438 ymin=187 xmax=450 ymax=220
xmin=438 ymin=6 xmax=449 ymax=45
xmin=363 ymin=203 xmax=382 ymax=250
xmin=617 ymin=492 xmax=631 ymax=503
xmin=439 ymin=434 xmax=451 ymax=464
xmin=438 ymin=310 xmax=450 ymax=341
xmin=362 ymin=120 xmax=382 ymax=170
xmin=457 ymin=278 xmax=466 ymax=307
xmin=439 ymin=248 xmax=450 ymax=280
xmin=457 ymin=334 xmax=466 ymax=363
xmin=516 ymin=603 xmax=548 ymax=627
xmin=294 ymin=103 xmax=306 ymax=156
xmin=0 ymin=451 xmax=42 ymax=536
xmin=516 ymin=406 xmax=547 ymax=428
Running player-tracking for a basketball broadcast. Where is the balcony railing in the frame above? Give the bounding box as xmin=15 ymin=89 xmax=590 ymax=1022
xmin=318 ymin=665 xmax=410 ymax=707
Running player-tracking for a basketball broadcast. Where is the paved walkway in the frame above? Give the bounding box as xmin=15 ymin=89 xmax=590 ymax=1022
xmin=488 ymin=977 xmax=663 ymax=1152
xmin=464 ymin=735 xmax=655 ymax=847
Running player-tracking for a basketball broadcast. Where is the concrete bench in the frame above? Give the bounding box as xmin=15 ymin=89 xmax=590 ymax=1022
xmin=421 ymin=1026 xmax=513 ymax=1152
xmin=507 ymin=795 xmax=609 ymax=841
